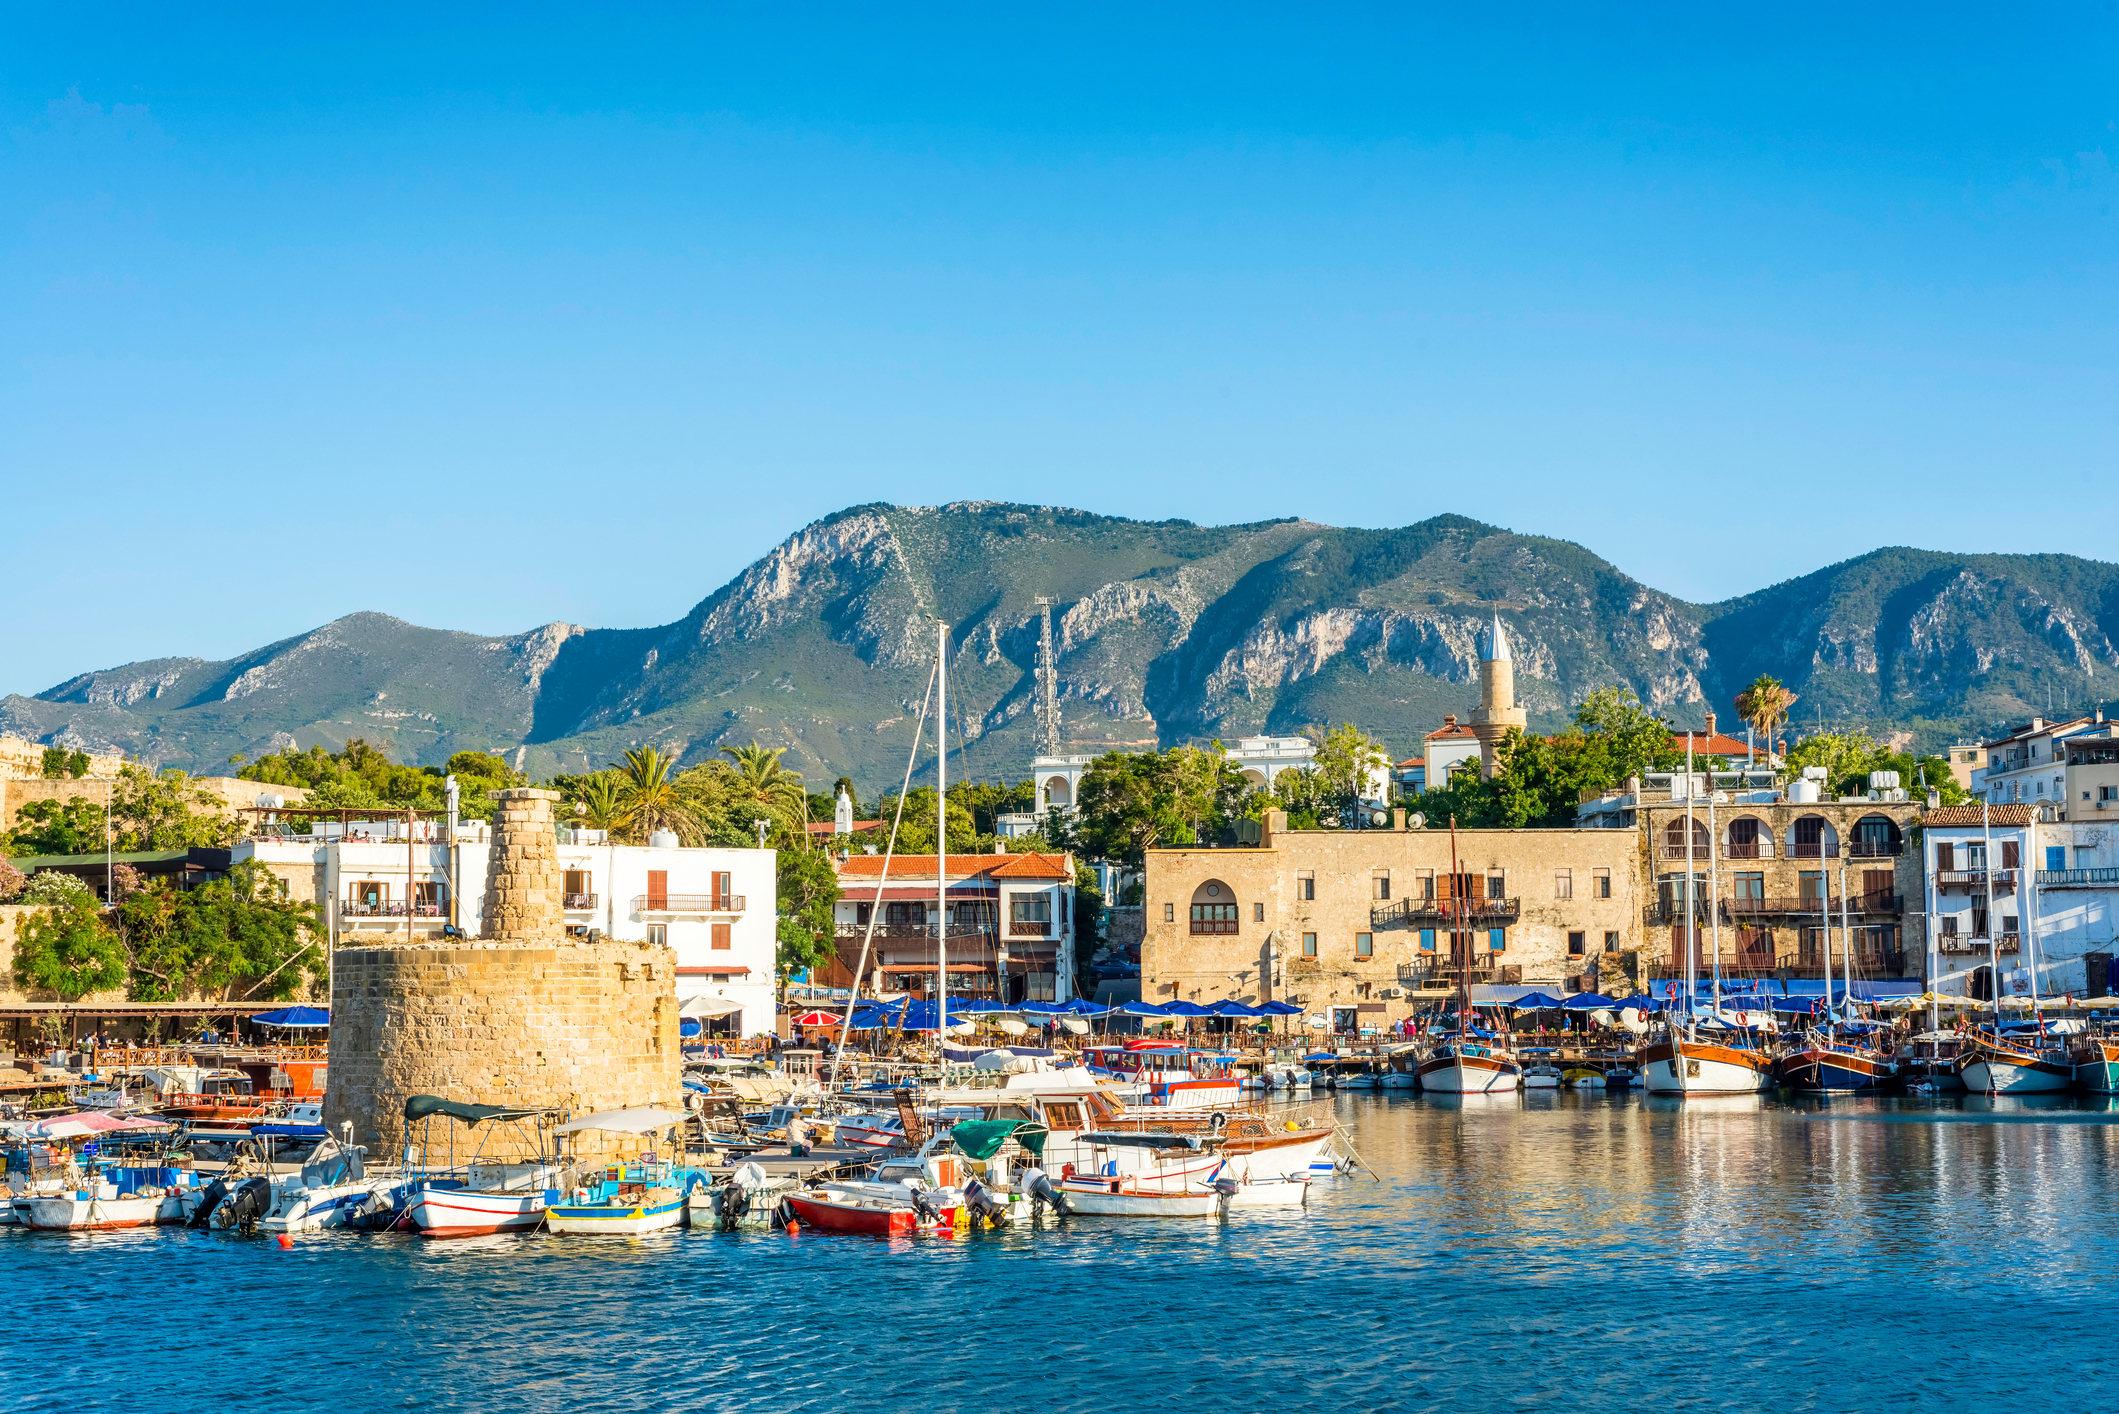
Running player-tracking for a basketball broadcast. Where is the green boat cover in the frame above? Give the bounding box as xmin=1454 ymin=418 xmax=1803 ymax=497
xmin=948 ymin=1120 xmax=1026 ymax=1160
xmin=402 ymin=1094 xmax=549 ymax=1126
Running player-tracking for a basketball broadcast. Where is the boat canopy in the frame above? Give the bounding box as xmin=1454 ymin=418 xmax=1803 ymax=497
xmin=948 ymin=1119 xmax=1025 ymax=1160
xmin=553 ymin=1107 xmax=688 ymax=1136
xmin=1077 ymin=1131 xmax=1205 ymax=1151
xmin=402 ymin=1095 xmax=552 ymax=1126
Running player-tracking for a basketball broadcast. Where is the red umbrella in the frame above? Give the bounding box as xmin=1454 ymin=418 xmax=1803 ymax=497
xmin=789 ymin=1010 xmax=843 ymax=1026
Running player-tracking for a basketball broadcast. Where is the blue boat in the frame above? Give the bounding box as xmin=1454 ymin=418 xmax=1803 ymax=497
xmin=541 ymin=1107 xmax=703 ymax=1235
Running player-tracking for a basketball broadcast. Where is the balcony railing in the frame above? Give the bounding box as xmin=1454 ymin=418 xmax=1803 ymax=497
xmin=1939 ymin=933 xmax=2020 ymax=954
xmin=1371 ymin=898 xmax=1522 ymax=929
xmin=1845 ymin=840 xmax=1903 ymax=859
xmin=2037 ymin=867 xmax=2119 ymax=888
xmin=1788 ymin=842 xmax=1840 ymax=859
xmin=1719 ymin=893 xmax=1902 ymax=918
xmin=1937 ymin=870 xmax=2015 ymax=893
xmin=1644 ymin=900 xmax=1713 ymax=927
xmin=1723 ymin=842 xmax=1771 ymax=860
xmin=1011 ymin=919 xmax=1054 ymax=937
xmin=834 ymin=922 xmax=995 ymax=941
xmin=633 ymin=894 xmax=745 ymax=914
xmin=564 ymin=892 xmax=598 ymax=910
xmin=342 ymin=902 xmax=445 ymax=918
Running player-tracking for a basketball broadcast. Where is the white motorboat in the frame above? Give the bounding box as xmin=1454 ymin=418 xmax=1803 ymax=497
xmin=1521 ymin=1064 xmax=1563 ymax=1090
xmin=258 ymin=1141 xmax=404 ymax=1233
xmin=1216 ymin=1174 xmax=1311 ymax=1208
xmin=1055 ymin=1175 xmax=1224 ymax=1217
xmin=688 ymin=1161 xmax=799 ymax=1230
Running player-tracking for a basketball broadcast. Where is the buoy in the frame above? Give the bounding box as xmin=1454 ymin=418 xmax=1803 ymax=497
xmin=275 ymin=1234 xmax=293 ymax=1249
xmin=785 ymin=1220 xmax=799 ymax=1234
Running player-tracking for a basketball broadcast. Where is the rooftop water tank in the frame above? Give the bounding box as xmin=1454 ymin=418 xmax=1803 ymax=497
xmin=255 ymin=793 xmax=284 ymax=809
xmin=648 ymin=829 xmax=679 ymax=848
xmin=1788 ymin=777 xmax=1821 ymax=804
xmin=1871 ymin=770 xmax=1901 ymax=790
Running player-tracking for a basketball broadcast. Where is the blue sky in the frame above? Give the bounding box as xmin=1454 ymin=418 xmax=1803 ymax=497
xmin=4 ymin=5 xmax=2116 ymax=698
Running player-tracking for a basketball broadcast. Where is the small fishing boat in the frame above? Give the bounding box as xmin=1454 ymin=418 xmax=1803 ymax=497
xmin=1055 ymin=1174 xmax=1224 ymax=1217
xmin=394 ymin=1094 xmax=567 ymax=1238
xmin=2071 ymin=1034 xmax=2119 ymax=1093
xmin=785 ymin=1188 xmax=958 ymax=1235
xmin=1521 ymin=1063 xmax=1563 ymax=1090
xmin=1602 ymin=1064 xmax=1638 ymax=1089
xmin=688 ymin=1161 xmax=799 ymax=1230
xmin=1959 ymin=1030 xmax=2074 ymax=1095
xmin=1562 ymin=1068 xmax=1603 ymax=1089
xmin=543 ymin=1108 xmax=702 ymax=1236
xmin=257 ymin=1139 xmax=403 ymax=1233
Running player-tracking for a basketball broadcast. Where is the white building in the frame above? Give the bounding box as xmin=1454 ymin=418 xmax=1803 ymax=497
xmin=1972 ymin=714 xmax=2104 ymax=812
xmin=1918 ymin=802 xmax=2119 ymax=1000
xmin=1222 ymin=736 xmax=1317 ymax=791
xmin=827 ymin=850 xmax=1078 ymax=1004
xmin=236 ymin=820 xmax=778 ymax=1038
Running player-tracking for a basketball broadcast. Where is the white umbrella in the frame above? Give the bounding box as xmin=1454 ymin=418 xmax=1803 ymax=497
xmin=679 ymin=995 xmax=743 ymax=1018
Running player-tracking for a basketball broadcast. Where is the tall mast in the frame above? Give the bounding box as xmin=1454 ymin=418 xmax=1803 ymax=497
xmin=1821 ymin=866 xmax=1833 ymax=1023
xmin=1707 ymin=757 xmax=1722 ymax=1015
xmin=1983 ymin=798 xmax=1997 ymax=1029
xmin=937 ymin=618 xmax=950 ymax=1044
xmin=1684 ymin=736 xmax=1696 ymax=1026
xmin=1450 ymin=815 xmax=1466 ymax=1031
xmin=1837 ymin=862 xmax=1849 ymax=1020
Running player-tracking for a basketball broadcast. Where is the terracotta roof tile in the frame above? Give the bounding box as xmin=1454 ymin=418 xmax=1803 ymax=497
xmin=1671 ymin=730 xmax=1764 ymax=757
xmin=1923 ymin=804 xmax=2036 ymax=826
xmin=989 ymin=851 xmax=1072 ymax=880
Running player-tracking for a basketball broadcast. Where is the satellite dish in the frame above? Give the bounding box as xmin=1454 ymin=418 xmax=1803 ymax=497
xmin=1407 ymin=812 xmax=1426 ymax=829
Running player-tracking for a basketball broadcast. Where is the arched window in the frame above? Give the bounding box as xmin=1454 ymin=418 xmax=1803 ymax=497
xmin=1724 ymin=816 xmax=1772 ymax=860
xmin=1189 ymin=879 xmax=1239 ymax=935
xmin=1663 ymin=816 xmax=1710 ymax=859
xmin=1043 ymin=776 xmax=1072 ymax=808
xmin=1791 ymin=815 xmax=1839 ymax=859
xmin=1850 ymin=815 xmax=1902 ymax=858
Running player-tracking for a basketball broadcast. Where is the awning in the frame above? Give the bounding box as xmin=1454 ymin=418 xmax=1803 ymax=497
xmin=402 ymin=1095 xmax=551 ymax=1126
xmin=553 ymin=1107 xmax=687 ymax=1136
xmin=250 ymin=1005 xmax=329 ymax=1028
xmin=949 ymin=1120 xmax=1025 ymax=1161
xmin=1077 ymin=1132 xmax=1205 ymax=1151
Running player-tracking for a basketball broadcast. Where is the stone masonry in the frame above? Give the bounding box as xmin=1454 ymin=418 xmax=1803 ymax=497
xmin=325 ymin=788 xmax=680 ymax=1166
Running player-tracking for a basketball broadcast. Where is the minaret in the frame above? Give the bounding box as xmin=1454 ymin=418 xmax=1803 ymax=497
xmin=1468 ymin=608 xmax=1527 ymax=777
xmin=834 ymin=784 xmax=853 ymax=836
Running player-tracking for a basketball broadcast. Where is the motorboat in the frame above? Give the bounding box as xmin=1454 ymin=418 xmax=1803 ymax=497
xmin=1521 ymin=1063 xmax=1563 ymax=1090
xmin=785 ymin=1187 xmax=958 ymax=1235
xmin=1602 ymin=1065 xmax=1638 ymax=1089
xmin=1055 ymin=1170 xmax=1225 ymax=1217
xmin=687 ymin=1162 xmax=800 ymax=1230
xmin=543 ymin=1108 xmax=702 ymax=1236
xmin=255 ymin=1139 xmax=404 ymax=1233
xmin=1562 ymin=1068 xmax=1603 ymax=1089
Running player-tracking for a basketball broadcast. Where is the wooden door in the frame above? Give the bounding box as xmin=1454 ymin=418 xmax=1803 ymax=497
xmin=646 ymin=870 xmax=668 ymax=909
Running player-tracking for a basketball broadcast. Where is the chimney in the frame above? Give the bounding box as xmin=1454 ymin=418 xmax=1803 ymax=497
xmin=1704 ymin=710 xmax=1717 ymax=738
xmin=1442 ymin=714 xmax=1457 ymax=728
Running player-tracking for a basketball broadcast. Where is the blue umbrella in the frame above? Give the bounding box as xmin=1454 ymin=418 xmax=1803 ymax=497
xmin=1507 ymin=992 xmax=1568 ymax=1010
xmin=1160 ymin=1001 xmax=1216 ymax=1018
xmin=250 ymin=1006 xmax=329 ymax=1028
xmin=1208 ymin=1000 xmax=1263 ymax=1017
xmin=1561 ymin=992 xmax=1618 ymax=1010
xmin=1114 ymin=1001 xmax=1172 ymax=1018
xmin=1256 ymin=1001 xmax=1304 ymax=1016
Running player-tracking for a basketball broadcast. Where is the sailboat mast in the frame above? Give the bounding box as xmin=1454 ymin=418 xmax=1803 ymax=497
xmin=1450 ymin=815 xmax=1465 ymax=1031
xmin=1821 ymin=866 xmax=1833 ymax=1023
xmin=1708 ymin=757 xmax=1722 ymax=1015
xmin=1983 ymin=798 xmax=1996 ymax=1029
xmin=1838 ymin=862 xmax=1850 ymax=1019
xmin=937 ymin=618 xmax=950 ymax=1045
xmin=1685 ymin=737 xmax=1697 ymax=1026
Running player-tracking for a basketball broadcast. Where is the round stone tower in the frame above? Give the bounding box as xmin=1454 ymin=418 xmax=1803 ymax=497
xmin=325 ymin=788 xmax=680 ymax=1166
xmin=1468 ymin=609 xmax=1528 ymax=777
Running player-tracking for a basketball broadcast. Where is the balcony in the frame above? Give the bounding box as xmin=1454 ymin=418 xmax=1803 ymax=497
xmin=1845 ymin=841 xmax=1903 ymax=859
xmin=1719 ymin=893 xmax=1901 ymax=919
xmin=564 ymin=892 xmax=598 ymax=910
xmin=1644 ymin=900 xmax=1713 ymax=927
xmin=1371 ymin=898 xmax=1522 ymax=929
xmin=1011 ymin=919 xmax=1054 ymax=938
xmin=834 ymin=922 xmax=994 ymax=941
xmin=1937 ymin=870 xmax=2015 ymax=894
xmin=342 ymin=902 xmax=444 ymax=919
xmin=2037 ymin=867 xmax=2119 ymax=888
xmin=1722 ymin=842 xmax=1772 ymax=860
xmin=1788 ymin=842 xmax=1841 ymax=859
xmin=632 ymin=894 xmax=745 ymax=914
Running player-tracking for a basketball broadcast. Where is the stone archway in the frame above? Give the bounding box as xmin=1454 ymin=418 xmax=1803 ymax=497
xmin=1042 ymin=775 xmax=1072 ymax=808
xmin=1189 ymin=878 xmax=1239 ymax=934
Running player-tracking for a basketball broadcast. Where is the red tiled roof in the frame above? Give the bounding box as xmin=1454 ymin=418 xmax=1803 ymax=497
xmin=989 ymin=851 xmax=1072 ymax=880
xmin=1923 ymin=804 xmax=2035 ymax=826
xmin=1670 ymin=730 xmax=1762 ymax=757
xmin=804 ymin=820 xmax=884 ymax=835
xmin=1426 ymin=723 xmax=1476 ymax=740
xmin=1396 ymin=758 xmax=1425 ymax=768
xmin=833 ymin=851 xmax=1070 ymax=882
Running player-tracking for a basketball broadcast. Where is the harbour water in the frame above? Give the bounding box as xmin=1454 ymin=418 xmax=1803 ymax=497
xmin=10 ymin=1090 xmax=2119 ymax=1412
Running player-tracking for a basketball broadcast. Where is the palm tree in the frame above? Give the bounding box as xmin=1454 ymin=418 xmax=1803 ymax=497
xmin=720 ymin=740 xmax=808 ymax=837
xmin=611 ymin=747 xmax=702 ymax=843
xmin=574 ymin=771 xmax=630 ymax=834
xmin=1734 ymin=675 xmax=1799 ymax=759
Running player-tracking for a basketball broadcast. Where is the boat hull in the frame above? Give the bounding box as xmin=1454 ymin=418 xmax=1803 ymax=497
xmin=1639 ymin=1039 xmax=1770 ymax=1094
xmin=1056 ymin=1181 xmax=1223 ymax=1217
xmin=406 ymin=1186 xmax=548 ymax=1237
xmin=1416 ymin=1047 xmax=1521 ymax=1094
xmin=784 ymin=1192 xmax=955 ymax=1235
xmin=545 ymin=1196 xmax=688 ymax=1235
xmin=19 ymin=1194 xmax=175 ymax=1231
xmin=1779 ymin=1047 xmax=1893 ymax=1093
xmin=1960 ymin=1050 xmax=2073 ymax=1095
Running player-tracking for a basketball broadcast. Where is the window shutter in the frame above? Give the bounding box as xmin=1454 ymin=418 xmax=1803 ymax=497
xmin=646 ymin=870 xmax=668 ymax=909
xmin=2002 ymin=840 xmax=2020 ymax=871
xmin=1936 ymin=843 xmax=1953 ymax=872
xmin=712 ymin=923 xmax=731 ymax=951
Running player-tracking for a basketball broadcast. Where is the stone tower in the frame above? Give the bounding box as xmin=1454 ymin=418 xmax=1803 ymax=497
xmin=326 ymin=787 xmax=680 ymax=1166
xmin=1468 ymin=609 xmax=1527 ymax=777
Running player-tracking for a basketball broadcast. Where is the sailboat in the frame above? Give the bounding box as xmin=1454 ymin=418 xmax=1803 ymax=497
xmin=1779 ymin=866 xmax=1895 ymax=1092
xmin=1415 ymin=815 xmax=1522 ymax=1094
xmin=1957 ymin=801 xmax=2072 ymax=1095
xmin=1640 ymin=742 xmax=1771 ymax=1095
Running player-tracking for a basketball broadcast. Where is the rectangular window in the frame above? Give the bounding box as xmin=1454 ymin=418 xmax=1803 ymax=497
xmin=1936 ymin=842 xmax=1954 ymax=872
xmin=1568 ymin=930 xmax=1586 ymax=955
xmin=1593 ymin=869 xmax=1611 ymax=898
xmin=711 ymin=922 xmax=731 ymax=950
xmin=2103 ymin=786 xmax=2118 ymax=802
xmin=1373 ymin=874 xmax=1391 ymax=900
xmin=647 ymin=924 xmax=667 ymax=946
xmin=1487 ymin=873 xmax=1506 ymax=899
xmin=1942 ymin=916 xmax=1958 ymax=936
xmin=414 ymin=882 xmax=444 ymax=911
xmin=1603 ymin=930 xmax=1620 ymax=952
xmin=1355 ymin=932 xmax=1373 ymax=959
xmin=1164 ymin=902 xmax=1175 ymax=922
xmin=2002 ymin=914 xmax=2020 ymax=936
xmin=1252 ymin=902 xmax=1265 ymax=922
xmin=1044 ymin=1102 xmax=1084 ymax=1131
xmin=563 ymin=869 xmax=589 ymax=895
xmin=2048 ymin=846 xmax=2067 ymax=872
xmin=1799 ymin=871 xmax=1824 ymax=901
xmin=2002 ymin=840 xmax=2021 ymax=871
xmin=1419 ymin=928 xmax=1436 ymax=951
xmin=1965 ymin=843 xmax=1986 ymax=871
xmin=1189 ymin=903 xmax=1238 ymax=935
xmin=1012 ymin=896 xmax=1052 ymax=922
xmin=1488 ymin=928 xmax=1507 ymax=952
xmin=1418 ymin=870 xmax=1435 ymax=899
xmin=1298 ymin=873 xmax=1315 ymax=901
xmin=855 ymin=902 xmax=872 ymax=925
xmin=1733 ymin=871 xmax=1765 ymax=899
xmin=1555 ymin=870 xmax=1573 ymax=900
xmin=1302 ymin=932 xmax=1318 ymax=957
xmin=1972 ymin=906 xmax=1988 ymax=935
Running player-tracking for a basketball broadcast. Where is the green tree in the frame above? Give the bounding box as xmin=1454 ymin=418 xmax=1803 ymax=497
xmin=110 ymin=765 xmax=238 ymax=850
xmin=774 ymin=841 xmax=842 ymax=985
xmin=39 ymin=746 xmax=69 ymax=779
xmin=1783 ymin=730 xmax=1888 ymax=798
xmin=114 ymin=860 xmax=322 ymax=1003
xmin=1305 ymin=724 xmax=1393 ymax=817
xmin=875 ymin=786 xmax=979 ymax=855
xmin=1572 ymin=687 xmax=1685 ymax=782
xmin=13 ymin=894 xmax=127 ymax=1000
xmin=1735 ymin=675 xmax=1799 ymax=757
xmin=719 ymin=741 xmax=809 ymax=833
xmin=612 ymin=747 xmax=704 ymax=843
xmin=1075 ymin=752 xmax=1189 ymax=866
xmin=564 ymin=770 xmax=630 ymax=832
xmin=4 ymin=796 xmax=109 ymax=856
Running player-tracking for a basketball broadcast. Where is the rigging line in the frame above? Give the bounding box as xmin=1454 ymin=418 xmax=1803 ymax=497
xmin=829 ymin=654 xmax=941 ymax=1080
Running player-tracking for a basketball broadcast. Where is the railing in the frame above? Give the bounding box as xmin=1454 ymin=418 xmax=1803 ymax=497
xmin=1938 ymin=933 xmax=2020 ymax=954
xmin=1644 ymin=901 xmax=1713 ymax=927
xmin=1789 ymin=842 xmax=1840 ymax=858
xmin=1189 ymin=919 xmax=1237 ymax=935
xmin=833 ymin=923 xmax=996 ymax=940
xmin=2038 ymin=867 xmax=2119 ymax=887
xmin=1845 ymin=840 xmax=1902 ymax=858
xmin=1936 ymin=870 xmax=2015 ymax=893
xmin=341 ymin=902 xmax=444 ymax=918
xmin=564 ymin=892 xmax=598 ymax=910
xmin=1011 ymin=919 xmax=1053 ymax=937
xmin=1661 ymin=844 xmax=1715 ymax=861
xmin=1723 ymin=842 xmax=1771 ymax=860
xmin=1718 ymin=893 xmax=1901 ymax=918
xmin=1371 ymin=898 xmax=1522 ymax=929
xmin=632 ymin=894 xmax=745 ymax=913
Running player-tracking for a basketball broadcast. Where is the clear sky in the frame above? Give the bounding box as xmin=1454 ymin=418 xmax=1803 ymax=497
xmin=4 ymin=5 xmax=2115 ymax=698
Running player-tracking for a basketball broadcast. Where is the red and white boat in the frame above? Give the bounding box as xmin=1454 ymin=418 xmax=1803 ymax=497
xmin=784 ymin=1189 xmax=958 ymax=1236
xmin=405 ymin=1166 xmax=565 ymax=1238
xmin=1081 ymin=1044 xmax=1243 ymax=1109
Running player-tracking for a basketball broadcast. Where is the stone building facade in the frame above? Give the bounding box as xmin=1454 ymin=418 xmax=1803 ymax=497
xmin=1141 ymin=810 xmax=1642 ymax=1034
xmin=324 ymin=788 xmax=680 ymax=1165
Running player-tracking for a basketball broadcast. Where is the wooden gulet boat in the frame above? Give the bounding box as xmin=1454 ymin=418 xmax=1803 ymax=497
xmin=2071 ymin=1035 xmax=2119 ymax=1093
xmin=1419 ymin=815 xmax=1522 ymax=1094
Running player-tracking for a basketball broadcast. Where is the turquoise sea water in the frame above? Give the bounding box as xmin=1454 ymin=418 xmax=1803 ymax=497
xmin=8 ymin=1091 xmax=2118 ymax=1413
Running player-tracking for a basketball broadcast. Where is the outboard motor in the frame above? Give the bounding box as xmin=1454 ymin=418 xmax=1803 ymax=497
xmin=1018 ymin=1167 xmax=1071 ymax=1218
xmin=213 ymin=1176 xmax=275 ymax=1234
xmin=961 ymin=1178 xmax=1009 ymax=1228
xmin=187 ymin=1177 xmax=231 ymax=1230
xmin=720 ymin=1160 xmax=770 ymax=1232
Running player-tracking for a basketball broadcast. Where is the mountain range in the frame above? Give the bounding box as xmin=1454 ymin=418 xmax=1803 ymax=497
xmin=7 ymin=503 xmax=2116 ymax=789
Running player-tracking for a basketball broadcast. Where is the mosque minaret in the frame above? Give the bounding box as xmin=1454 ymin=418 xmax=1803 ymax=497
xmin=1467 ymin=608 xmax=1527 ymax=777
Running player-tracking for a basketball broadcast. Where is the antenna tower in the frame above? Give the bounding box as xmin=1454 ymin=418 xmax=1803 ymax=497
xmin=1033 ymin=597 xmax=1061 ymax=756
